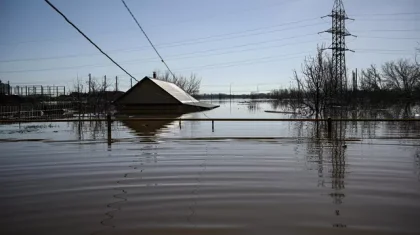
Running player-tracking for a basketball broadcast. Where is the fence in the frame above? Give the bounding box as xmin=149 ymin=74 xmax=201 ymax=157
xmin=0 ymin=102 xmax=75 ymax=120
xmin=1 ymin=116 xmax=419 ymax=145
xmin=3 ymin=85 xmax=66 ymax=97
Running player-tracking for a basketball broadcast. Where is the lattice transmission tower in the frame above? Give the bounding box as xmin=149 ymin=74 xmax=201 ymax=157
xmin=320 ymin=0 xmax=355 ymax=105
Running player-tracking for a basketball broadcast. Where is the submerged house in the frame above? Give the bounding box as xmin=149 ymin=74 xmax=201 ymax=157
xmin=113 ymin=76 xmax=219 ymax=114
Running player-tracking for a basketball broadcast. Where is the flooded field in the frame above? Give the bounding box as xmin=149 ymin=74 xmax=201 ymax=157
xmin=1 ymin=100 xmax=419 ymax=235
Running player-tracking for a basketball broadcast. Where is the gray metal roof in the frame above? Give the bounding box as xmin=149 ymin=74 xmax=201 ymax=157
xmin=149 ymin=78 xmax=199 ymax=103
xmin=114 ymin=77 xmax=219 ymax=111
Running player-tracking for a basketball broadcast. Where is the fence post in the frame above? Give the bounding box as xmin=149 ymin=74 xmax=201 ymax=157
xmin=327 ymin=117 xmax=332 ymax=138
xmin=107 ymin=114 xmax=112 ymax=145
xmin=179 ymin=119 xmax=181 ymax=129
xmin=212 ymin=120 xmax=214 ymax=132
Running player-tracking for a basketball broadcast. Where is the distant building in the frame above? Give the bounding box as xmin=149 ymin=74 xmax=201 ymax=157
xmin=0 ymin=80 xmax=10 ymax=95
xmin=113 ymin=76 xmax=219 ymax=114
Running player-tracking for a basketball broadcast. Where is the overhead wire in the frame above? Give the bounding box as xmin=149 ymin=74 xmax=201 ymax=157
xmin=2 ymin=11 xmax=418 ymax=46
xmin=0 ymin=39 xmax=320 ymax=73
xmin=120 ymin=0 xmax=214 ymax=118
xmin=2 ymin=42 xmax=416 ymax=74
xmin=357 ymin=36 xmax=420 ymax=40
xmin=0 ymin=17 xmax=322 ymax=47
xmin=44 ymin=0 xmax=138 ymax=82
xmin=352 ymin=12 xmax=420 ymax=17
xmin=1 ymin=21 xmax=417 ymax=63
xmin=121 ymin=0 xmax=176 ymax=79
xmin=0 ymin=22 xmax=324 ymax=63
xmin=0 ymin=10 xmax=417 ymax=47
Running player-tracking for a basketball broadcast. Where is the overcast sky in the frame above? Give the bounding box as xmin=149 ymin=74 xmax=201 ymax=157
xmin=0 ymin=0 xmax=419 ymax=94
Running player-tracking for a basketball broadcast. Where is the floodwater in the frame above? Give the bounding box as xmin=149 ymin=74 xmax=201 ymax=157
xmin=1 ymin=100 xmax=419 ymax=235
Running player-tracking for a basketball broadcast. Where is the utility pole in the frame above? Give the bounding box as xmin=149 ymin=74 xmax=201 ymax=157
xmin=88 ymin=73 xmax=91 ymax=94
xmin=320 ymin=0 xmax=355 ymax=106
xmin=229 ymin=83 xmax=232 ymax=101
xmin=115 ymin=76 xmax=118 ymax=92
xmin=104 ymin=75 xmax=107 ymax=91
xmin=352 ymin=68 xmax=358 ymax=92
xmin=130 ymin=77 xmax=133 ymax=88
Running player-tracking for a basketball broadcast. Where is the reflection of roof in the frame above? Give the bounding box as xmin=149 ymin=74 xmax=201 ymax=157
xmin=122 ymin=114 xmax=181 ymax=137
xmin=149 ymin=78 xmax=198 ymax=103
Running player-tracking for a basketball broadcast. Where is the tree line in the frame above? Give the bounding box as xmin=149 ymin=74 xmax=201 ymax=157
xmin=270 ymin=46 xmax=420 ymax=117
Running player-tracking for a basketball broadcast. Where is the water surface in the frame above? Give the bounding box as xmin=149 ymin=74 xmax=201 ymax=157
xmin=1 ymin=100 xmax=419 ymax=235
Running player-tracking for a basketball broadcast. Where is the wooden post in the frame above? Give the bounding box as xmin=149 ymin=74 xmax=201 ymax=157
xmin=212 ymin=120 xmax=214 ymax=132
xmin=107 ymin=114 xmax=112 ymax=145
xmin=130 ymin=78 xmax=133 ymax=88
xmin=327 ymin=117 xmax=332 ymax=138
xmin=115 ymin=76 xmax=118 ymax=92
xmin=179 ymin=119 xmax=181 ymax=129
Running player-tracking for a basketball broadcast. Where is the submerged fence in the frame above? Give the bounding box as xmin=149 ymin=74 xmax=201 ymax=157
xmin=1 ymin=115 xmax=420 ymax=145
xmin=0 ymin=103 xmax=75 ymax=120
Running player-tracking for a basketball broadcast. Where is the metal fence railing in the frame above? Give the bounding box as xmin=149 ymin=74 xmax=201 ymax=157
xmin=0 ymin=103 xmax=75 ymax=120
xmin=1 ymin=116 xmax=420 ymax=145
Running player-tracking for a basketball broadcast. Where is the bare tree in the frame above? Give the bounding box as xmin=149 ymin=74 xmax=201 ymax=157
xmin=156 ymin=71 xmax=201 ymax=95
xmin=73 ymin=77 xmax=84 ymax=97
xmin=360 ymin=64 xmax=386 ymax=91
xmin=382 ymin=59 xmax=420 ymax=97
xmin=86 ymin=76 xmax=112 ymax=115
xmin=293 ymin=47 xmax=333 ymax=117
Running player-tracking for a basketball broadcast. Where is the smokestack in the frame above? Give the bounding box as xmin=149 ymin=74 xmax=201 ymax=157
xmin=153 ymin=71 xmax=157 ymax=79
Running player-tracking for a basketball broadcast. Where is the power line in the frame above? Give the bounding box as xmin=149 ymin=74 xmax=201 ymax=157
xmin=1 ymin=10 xmax=418 ymax=46
xmin=355 ymin=48 xmax=414 ymax=52
xmin=2 ymin=41 xmax=416 ymax=74
xmin=352 ymin=12 xmax=420 ymax=17
xmin=149 ymin=0 xmax=303 ymax=28
xmin=0 ymin=39 xmax=319 ymax=74
xmin=44 ymin=0 xmax=138 ymax=82
xmin=0 ymin=23 xmax=324 ymax=63
xmin=0 ymin=17 xmax=322 ymax=47
xmin=172 ymin=52 xmax=312 ymax=73
xmin=353 ymin=29 xmax=420 ymax=32
xmin=354 ymin=18 xmax=420 ymax=22
xmin=121 ymin=0 xmax=176 ymax=79
xmin=1 ymin=21 xmax=416 ymax=63
xmin=0 ymin=34 xmax=320 ymax=70
xmin=357 ymin=36 xmax=420 ymax=40
xmin=6 ymin=15 xmax=416 ymax=47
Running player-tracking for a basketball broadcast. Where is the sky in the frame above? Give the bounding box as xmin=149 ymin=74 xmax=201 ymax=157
xmin=0 ymin=0 xmax=419 ymax=94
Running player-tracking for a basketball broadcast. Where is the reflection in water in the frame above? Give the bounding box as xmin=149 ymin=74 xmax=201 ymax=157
xmin=247 ymin=101 xmax=260 ymax=113
xmin=302 ymin=117 xmax=348 ymax=229
xmin=2 ymin=100 xmax=420 ymax=235
xmin=71 ymin=120 xmax=108 ymax=140
xmin=329 ymin=123 xmax=347 ymax=228
xmin=122 ymin=114 xmax=181 ymax=141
